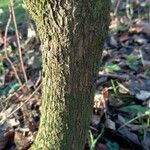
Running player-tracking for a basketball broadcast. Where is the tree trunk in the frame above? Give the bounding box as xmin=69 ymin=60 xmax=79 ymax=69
xmin=24 ymin=0 xmax=110 ymax=149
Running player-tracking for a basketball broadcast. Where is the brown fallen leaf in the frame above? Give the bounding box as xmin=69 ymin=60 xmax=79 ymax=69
xmin=131 ymin=19 xmax=150 ymax=35
xmin=14 ymin=130 xmax=31 ymax=150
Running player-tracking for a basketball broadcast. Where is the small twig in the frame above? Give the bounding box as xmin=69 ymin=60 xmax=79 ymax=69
xmin=90 ymin=126 xmax=98 ymax=132
xmin=4 ymin=6 xmax=22 ymax=86
xmin=126 ymin=0 xmax=133 ymax=23
xmin=4 ymin=84 xmax=25 ymax=102
xmin=118 ymin=113 xmax=147 ymax=130
xmin=114 ymin=0 xmax=121 ymax=16
xmin=117 ymin=82 xmax=130 ymax=93
xmin=10 ymin=0 xmax=28 ymax=83
xmin=0 ymin=83 xmax=42 ymax=124
xmin=126 ymin=0 xmax=130 ymax=19
xmin=34 ymin=71 xmax=42 ymax=88
xmin=1 ymin=83 xmax=26 ymax=112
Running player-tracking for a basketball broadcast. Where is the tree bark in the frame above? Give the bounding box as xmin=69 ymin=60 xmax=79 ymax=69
xmin=24 ymin=0 xmax=110 ymax=149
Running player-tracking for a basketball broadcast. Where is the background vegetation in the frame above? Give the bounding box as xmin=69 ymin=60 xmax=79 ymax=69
xmin=0 ymin=0 xmax=150 ymax=149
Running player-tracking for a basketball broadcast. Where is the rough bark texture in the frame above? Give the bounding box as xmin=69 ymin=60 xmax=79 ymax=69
xmin=24 ymin=0 xmax=110 ymax=149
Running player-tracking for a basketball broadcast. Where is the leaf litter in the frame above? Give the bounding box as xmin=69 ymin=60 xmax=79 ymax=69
xmin=90 ymin=0 xmax=150 ymax=149
xmin=0 ymin=0 xmax=150 ymax=150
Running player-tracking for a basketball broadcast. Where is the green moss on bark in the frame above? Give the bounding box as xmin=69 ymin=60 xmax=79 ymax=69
xmin=24 ymin=0 xmax=110 ymax=149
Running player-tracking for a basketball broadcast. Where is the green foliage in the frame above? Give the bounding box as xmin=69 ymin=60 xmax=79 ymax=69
xmin=126 ymin=54 xmax=140 ymax=70
xmin=145 ymin=109 xmax=150 ymax=115
xmin=104 ymin=63 xmax=120 ymax=72
xmin=111 ymin=79 xmax=118 ymax=94
xmin=0 ymin=62 xmax=5 ymax=75
xmin=118 ymin=105 xmax=150 ymax=131
xmin=120 ymin=105 xmax=149 ymax=116
xmin=0 ymin=0 xmax=28 ymax=28
xmin=89 ymin=127 xmax=104 ymax=150
xmin=0 ymin=80 xmax=20 ymax=96
xmin=0 ymin=0 xmax=22 ymax=7
xmin=0 ymin=0 xmax=10 ymax=7
xmin=147 ymin=117 xmax=150 ymax=127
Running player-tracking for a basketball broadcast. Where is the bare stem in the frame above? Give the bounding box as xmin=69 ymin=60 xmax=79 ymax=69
xmin=118 ymin=113 xmax=147 ymax=130
xmin=114 ymin=0 xmax=121 ymax=16
xmin=9 ymin=0 xmax=28 ymax=83
xmin=4 ymin=6 xmax=22 ymax=86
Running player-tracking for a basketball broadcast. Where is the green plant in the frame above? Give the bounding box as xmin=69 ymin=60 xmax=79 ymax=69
xmin=119 ymin=106 xmax=150 ymax=130
xmin=0 ymin=62 xmax=4 ymax=75
xmin=104 ymin=63 xmax=120 ymax=72
xmin=111 ymin=79 xmax=118 ymax=94
xmin=126 ymin=54 xmax=140 ymax=70
xmin=126 ymin=3 xmax=134 ymax=20
xmin=0 ymin=0 xmax=28 ymax=28
xmin=89 ymin=127 xmax=104 ymax=150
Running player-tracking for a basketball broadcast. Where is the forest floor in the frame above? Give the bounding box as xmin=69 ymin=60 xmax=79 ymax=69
xmin=0 ymin=0 xmax=150 ymax=150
